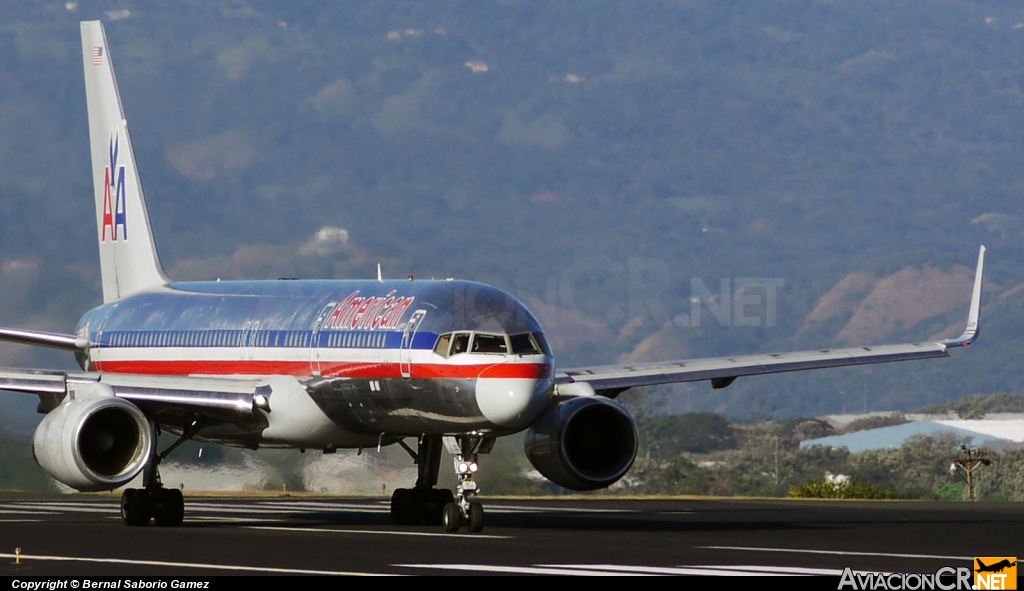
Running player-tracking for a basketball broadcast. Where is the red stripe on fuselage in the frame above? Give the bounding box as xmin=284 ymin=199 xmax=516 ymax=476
xmin=92 ymin=359 xmax=552 ymax=380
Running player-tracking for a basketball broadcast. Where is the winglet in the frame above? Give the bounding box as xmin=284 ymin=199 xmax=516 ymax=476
xmin=940 ymin=245 xmax=985 ymax=348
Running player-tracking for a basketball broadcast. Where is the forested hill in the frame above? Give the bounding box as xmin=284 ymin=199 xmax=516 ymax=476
xmin=2 ymin=1 xmax=1024 ymax=419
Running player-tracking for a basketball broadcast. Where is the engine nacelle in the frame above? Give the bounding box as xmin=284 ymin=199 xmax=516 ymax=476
xmin=524 ymin=396 xmax=638 ymax=491
xmin=32 ymin=396 xmax=153 ymax=492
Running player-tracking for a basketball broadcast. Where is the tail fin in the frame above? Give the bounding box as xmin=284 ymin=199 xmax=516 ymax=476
xmin=81 ymin=21 xmax=168 ymax=303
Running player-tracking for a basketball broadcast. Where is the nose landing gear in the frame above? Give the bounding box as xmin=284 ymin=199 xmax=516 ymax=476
xmin=444 ymin=436 xmax=485 ymax=533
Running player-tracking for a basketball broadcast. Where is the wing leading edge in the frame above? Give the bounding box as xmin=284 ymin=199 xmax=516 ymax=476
xmin=556 ymin=246 xmax=985 ymax=397
xmin=0 ymin=368 xmax=266 ymax=418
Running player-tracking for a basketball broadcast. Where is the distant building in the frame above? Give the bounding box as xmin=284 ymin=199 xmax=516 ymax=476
xmin=802 ymin=415 xmax=1024 ymax=453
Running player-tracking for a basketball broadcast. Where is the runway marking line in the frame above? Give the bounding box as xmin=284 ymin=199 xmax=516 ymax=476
xmin=542 ymin=564 xmax=846 ymax=575
xmin=700 ymin=546 xmax=972 ymax=561
xmin=0 ymin=504 xmax=118 ymax=514
xmin=247 ymin=525 xmax=511 ymax=539
xmin=398 ymin=564 xmax=846 ymax=576
xmin=0 ymin=552 xmax=393 ymax=576
xmin=398 ymin=564 xmax=634 ymax=576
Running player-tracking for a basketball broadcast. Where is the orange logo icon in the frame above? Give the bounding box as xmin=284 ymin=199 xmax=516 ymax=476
xmin=974 ymin=557 xmax=1017 ymax=590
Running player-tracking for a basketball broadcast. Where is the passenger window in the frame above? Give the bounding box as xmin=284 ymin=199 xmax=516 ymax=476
xmin=472 ymin=334 xmax=508 ymax=354
xmin=450 ymin=333 xmax=470 ymax=356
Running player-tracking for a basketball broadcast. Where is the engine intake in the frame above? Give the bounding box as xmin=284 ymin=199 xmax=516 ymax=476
xmin=33 ymin=396 xmax=153 ymax=492
xmin=524 ymin=395 xmax=637 ymax=491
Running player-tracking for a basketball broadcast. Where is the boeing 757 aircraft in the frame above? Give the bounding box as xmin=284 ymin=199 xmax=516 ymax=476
xmin=0 ymin=22 xmax=985 ymax=533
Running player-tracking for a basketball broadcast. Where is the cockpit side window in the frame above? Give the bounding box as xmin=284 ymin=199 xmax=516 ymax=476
xmin=433 ymin=333 xmax=452 ymax=357
xmin=471 ymin=333 xmax=508 ymax=354
xmin=510 ymin=332 xmax=542 ymax=355
xmin=450 ymin=332 xmax=471 ymax=356
xmin=533 ymin=332 xmax=552 ymax=356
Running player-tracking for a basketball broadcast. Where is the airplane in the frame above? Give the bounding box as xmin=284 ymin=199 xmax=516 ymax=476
xmin=976 ymin=559 xmax=1016 ymax=574
xmin=0 ymin=21 xmax=985 ymax=533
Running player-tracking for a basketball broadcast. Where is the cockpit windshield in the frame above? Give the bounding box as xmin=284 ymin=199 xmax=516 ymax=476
xmin=450 ymin=333 xmax=470 ymax=356
xmin=433 ymin=331 xmax=550 ymax=358
xmin=472 ymin=334 xmax=507 ymax=354
xmin=509 ymin=332 xmax=541 ymax=355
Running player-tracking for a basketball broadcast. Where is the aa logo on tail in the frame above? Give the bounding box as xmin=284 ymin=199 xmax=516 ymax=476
xmin=102 ymin=135 xmax=127 ymax=242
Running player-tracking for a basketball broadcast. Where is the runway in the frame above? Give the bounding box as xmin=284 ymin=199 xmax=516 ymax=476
xmin=0 ymin=494 xmax=1019 ymax=576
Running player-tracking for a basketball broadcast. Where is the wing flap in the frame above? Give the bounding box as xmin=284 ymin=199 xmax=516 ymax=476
xmin=0 ymin=368 xmax=68 ymax=394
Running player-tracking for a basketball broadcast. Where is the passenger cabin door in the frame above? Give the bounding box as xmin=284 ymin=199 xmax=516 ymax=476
xmin=310 ymin=303 xmax=335 ymax=377
xmin=399 ymin=310 xmax=427 ymax=379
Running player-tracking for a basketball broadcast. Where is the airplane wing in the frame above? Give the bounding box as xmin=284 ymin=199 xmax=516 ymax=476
xmin=556 ymin=245 xmax=985 ymax=397
xmin=0 ymin=368 xmax=269 ymax=433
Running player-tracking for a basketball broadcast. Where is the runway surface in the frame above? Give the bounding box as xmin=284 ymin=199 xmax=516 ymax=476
xmin=0 ymin=494 xmax=1020 ymax=576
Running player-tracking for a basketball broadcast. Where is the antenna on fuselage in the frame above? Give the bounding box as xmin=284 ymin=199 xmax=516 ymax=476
xmin=377 ymin=263 xmax=383 ymax=283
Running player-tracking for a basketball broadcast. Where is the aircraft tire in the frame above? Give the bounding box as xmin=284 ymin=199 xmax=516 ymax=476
xmin=423 ymin=489 xmax=455 ymax=526
xmin=442 ymin=502 xmax=461 ymax=533
xmin=153 ymin=489 xmax=184 ymax=527
xmin=121 ymin=489 xmax=151 ymax=527
xmin=468 ymin=502 xmax=484 ymax=533
xmin=391 ymin=488 xmax=420 ymax=525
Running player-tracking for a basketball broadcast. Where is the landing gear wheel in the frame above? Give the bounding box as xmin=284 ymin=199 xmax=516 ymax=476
xmin=152 ymin=488 xmax=184 ymax=527
xmin=121 ymin=488 xmax=151 ymax=527
xmin=391 ymin=488 xmax=421 ymax=526
xmin=468 ymin=502 xmax=484 ymax=533
xmin=443 ymin=502 xmax=461 ymax=533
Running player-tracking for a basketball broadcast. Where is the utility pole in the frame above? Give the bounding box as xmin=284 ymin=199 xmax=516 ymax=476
xmin=773 ymin=436 xmax=779 ymax=486
xmin=950 ymin=445 xmax=991 ymax=502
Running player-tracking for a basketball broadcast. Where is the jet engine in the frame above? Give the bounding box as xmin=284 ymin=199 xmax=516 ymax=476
xmin=32 ymin=395 xmax=153 ymax=492
xmin=524 ymin=395 xmax=637 ymax=490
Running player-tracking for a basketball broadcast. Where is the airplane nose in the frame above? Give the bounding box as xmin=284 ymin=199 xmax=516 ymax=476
xmin=475 ymin=370 xmax=552 ymax=429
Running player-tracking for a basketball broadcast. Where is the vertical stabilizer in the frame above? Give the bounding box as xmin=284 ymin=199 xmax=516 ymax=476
xmin=81 ymin=21 xmax=168 ymax=303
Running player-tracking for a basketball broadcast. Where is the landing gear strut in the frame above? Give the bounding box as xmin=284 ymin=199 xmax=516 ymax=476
xmin=391 ymin=434 xmax=493 ymax=533
xmin=444 ymin=436 xmax=485 ymax=533
xmin=390 ymin=435 xmax=454 ymax=526
xmin=121 ymin=420 xmax=193 ymax=527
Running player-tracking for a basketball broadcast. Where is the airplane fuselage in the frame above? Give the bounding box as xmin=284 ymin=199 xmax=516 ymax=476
xmin=74 ymin=279 xmax=555 ymax=446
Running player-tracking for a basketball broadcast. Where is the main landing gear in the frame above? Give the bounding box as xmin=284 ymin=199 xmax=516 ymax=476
xmin=121 ymin=420 xmax=193 ymax=527
xmin=391 ymin=435 xmax=491 ymax=534
xmin=391 ymin=435 xmax=453 ymax=526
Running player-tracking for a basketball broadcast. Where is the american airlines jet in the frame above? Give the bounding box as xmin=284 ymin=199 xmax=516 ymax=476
xmin=0 ymin=22 xmax=984 ymax=533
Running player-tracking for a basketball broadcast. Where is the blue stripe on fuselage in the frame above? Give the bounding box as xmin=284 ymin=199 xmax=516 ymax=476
xmin=93 ymin=329 xmax=439 ymax=350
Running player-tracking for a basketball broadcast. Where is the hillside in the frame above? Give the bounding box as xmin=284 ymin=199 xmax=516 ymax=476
xmin=1 ymin=1 xmax=1024 ymax=423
